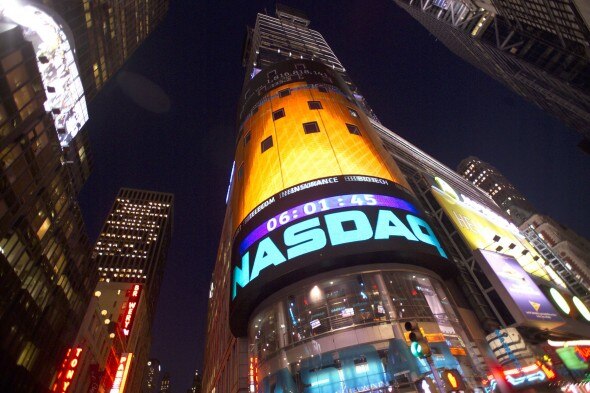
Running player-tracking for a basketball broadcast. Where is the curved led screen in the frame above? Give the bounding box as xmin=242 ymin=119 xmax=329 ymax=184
xmin=227 ymin=60 xmax=451 ymax=336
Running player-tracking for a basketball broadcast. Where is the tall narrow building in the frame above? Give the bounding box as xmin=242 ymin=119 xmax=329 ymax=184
xmin=203 ymin=6 xmax=590 ymax=393
xmin=391 ymin=0 xmax=590 ymax=148
xmin=0 ymin=23 xmax=95 ymax=393
xmin=59 ymin=189 xmax=173 ymax=393
xmin=94 ymin=188 xmax=173 ymax=324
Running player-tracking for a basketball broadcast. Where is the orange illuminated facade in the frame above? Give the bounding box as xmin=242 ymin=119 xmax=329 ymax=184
xmin=229 ymin=77 xmax=410 ymax=232
xmin=52 ymin=347 xmax=83 ymax=393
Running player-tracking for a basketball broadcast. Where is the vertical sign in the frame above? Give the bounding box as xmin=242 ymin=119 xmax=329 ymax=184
xmin=109 ymin=353 xmax=133 ymax=393
xmin=249 ymin=357 xmax=258 ymax=393
xmin=120 ymin=284 xmax=142 ymax=336
xmin=52 ymin=347 xmax=83 ymax=392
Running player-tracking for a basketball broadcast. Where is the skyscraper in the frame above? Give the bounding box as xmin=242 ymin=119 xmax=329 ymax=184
xmin=94 ymin=188 xmax=173 ymax=324
xmin=60 ymin=189 xmax=173 ymax=393
xmin=391 ymin=0 xmax=590 ymax=148
xmin=143 ymin=358 xmax=162 ymax=393
xmin=0 ymin=0 xmax=170 ymax=189
xmin=203 ymin=6 xmax=590 ymax=393
xmin=0 ymin=23 xmax=95 ymax=393
xmin=458 ymin=155 xmax=590 ymax=299
xmin=458 ymin=156 xmax=536 ymax=225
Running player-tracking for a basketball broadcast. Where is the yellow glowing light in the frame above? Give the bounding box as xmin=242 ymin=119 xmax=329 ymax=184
xmin=573 ymin=297 xmax=590 ymax=321
xmin=550 ymin=288 xmax=571 ymax=314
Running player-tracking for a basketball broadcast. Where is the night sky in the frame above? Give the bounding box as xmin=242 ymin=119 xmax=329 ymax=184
xmin=77 ymin=1 xmax=590 ymax=391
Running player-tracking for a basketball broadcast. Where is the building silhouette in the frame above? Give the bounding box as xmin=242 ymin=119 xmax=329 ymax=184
xmin=0 ymin=23 xmax=95 ymax=393
xmin=392 ymin=0 xmax=590 ymax=150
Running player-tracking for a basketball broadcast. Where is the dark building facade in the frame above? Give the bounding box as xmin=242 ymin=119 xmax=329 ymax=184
xmin=143 ymin=358 xmax=162 ymax=393
xmin=392 ymin=0 xmax=590 ymax=148
xmin=1 ymin=0 xmax=170 ymax=189
xmin=0 ymin=23 xmax=95 ymax=393
xmin=203 ymin=7 xmax=590 ymax=393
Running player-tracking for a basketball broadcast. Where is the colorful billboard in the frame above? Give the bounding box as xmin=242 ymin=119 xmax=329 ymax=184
xmin=474 ymin=250 xmax=563 ymax=329
xmin=227 ymin=60 xmax=452 ymax=336
xmin=431 ymin=177 xmax=565 ymax=286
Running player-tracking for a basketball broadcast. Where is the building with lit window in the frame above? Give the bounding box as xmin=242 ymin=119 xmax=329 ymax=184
xmin=458 ymin=156 xmax=590 ymax=299
xmin=61 ymin=189 xmax=172 ymax=393
xmin=159 ymin=372 xmax=171 ymax=393
xmin=203 ymin=6 xmax=590 ymax=393
xmin=143 ymin=358 xmax=162 ymax=393
xmin=0 ymin=23 xmax=95 ymax=393
xmin=0 ymin=0 xmax=170 ymax=190
xmin=458 ymin=156 xmax=536 ymax=225
xmin=186 ymin=370 xmax=202 ymax=393
xmin=392 ymin=0 xmax=590 ymax=150
xmin=95 ymin=188 xmax=173 ymax=323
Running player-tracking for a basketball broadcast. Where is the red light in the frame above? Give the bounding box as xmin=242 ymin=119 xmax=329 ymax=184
xmin=52 ymin=347 xmax=83 ymax=393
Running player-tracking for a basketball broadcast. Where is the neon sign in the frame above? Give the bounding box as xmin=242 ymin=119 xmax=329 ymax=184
xmin=1 ymin=1 xmax=89 ymax=147
xmin=121 ymin=284 xmax=142 ymax=336
xmin=249 ymin=357 xmax=258 ymax=393
xmin=52 ymin=347 xmax=83 ymax=393
xmin=232 ymin=207 xmax=446 ymax=299
xmin=575 ymin=346 xmax=590 ymax=362
xmin=109 ymin=353 xmax=133 ymax=393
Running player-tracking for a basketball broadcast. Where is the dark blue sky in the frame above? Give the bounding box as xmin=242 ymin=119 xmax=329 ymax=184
xmin=78 ymin=1 xmax=590 ymax=391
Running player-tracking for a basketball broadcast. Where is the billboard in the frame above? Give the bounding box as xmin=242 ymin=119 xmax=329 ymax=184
xmin=109 ymin=353 xmax=133 ymax=393
xmin=474 ymin=250 xmax=563 ymax=329
xmin=430 ymin=178 xmax=564 ymax=285
xmin=227 ymin=60 xmax=452 ymax=336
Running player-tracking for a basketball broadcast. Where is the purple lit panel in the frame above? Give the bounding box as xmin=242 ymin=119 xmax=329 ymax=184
xmin=239 ymin=194 xmax=417 ymax=254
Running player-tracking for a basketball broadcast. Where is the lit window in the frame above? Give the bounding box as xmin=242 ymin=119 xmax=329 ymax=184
xmin=307 ymin=101 xmax=322 ymax=110
xmin=346 ymin=123 xmax=361 ymax=136
xmin=303 ymin=121 xmax=320 ymax=134
xmin=261 ymin=136 xmax=273 ymax=153
xmin=348 ymin=108 xmax=359 ymax=118
xmin=272 ymin=108 xmax=285 ymax=120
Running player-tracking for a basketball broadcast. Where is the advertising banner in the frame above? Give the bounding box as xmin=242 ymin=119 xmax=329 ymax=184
xmin=474 ymin=250 xmax=563 ymax=329
xmin=430 ymin=178 xmax=563 ymax=285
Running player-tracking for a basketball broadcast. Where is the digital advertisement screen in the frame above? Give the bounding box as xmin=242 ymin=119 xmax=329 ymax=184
xmin=430 ymin=178 xmax=565 ymax=286
xmin=474 ymin=249 xmax=563 ymax=329
xmin=227 ymin=60 xmax=452 ymax=336
xmin=229 ymin=175 xmax=452 ymax=336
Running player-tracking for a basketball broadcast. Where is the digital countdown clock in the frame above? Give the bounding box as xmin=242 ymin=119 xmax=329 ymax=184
xmin=239 ymin=193 xmax=418 ymax=254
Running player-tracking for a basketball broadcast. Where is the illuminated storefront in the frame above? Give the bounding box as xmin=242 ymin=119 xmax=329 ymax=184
xmin=247 ymin=267 xmax=477 ymax=392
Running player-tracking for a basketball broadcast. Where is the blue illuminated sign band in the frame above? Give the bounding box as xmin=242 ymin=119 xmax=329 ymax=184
xmin=239 ymin=194 xmax=417 ymax=254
